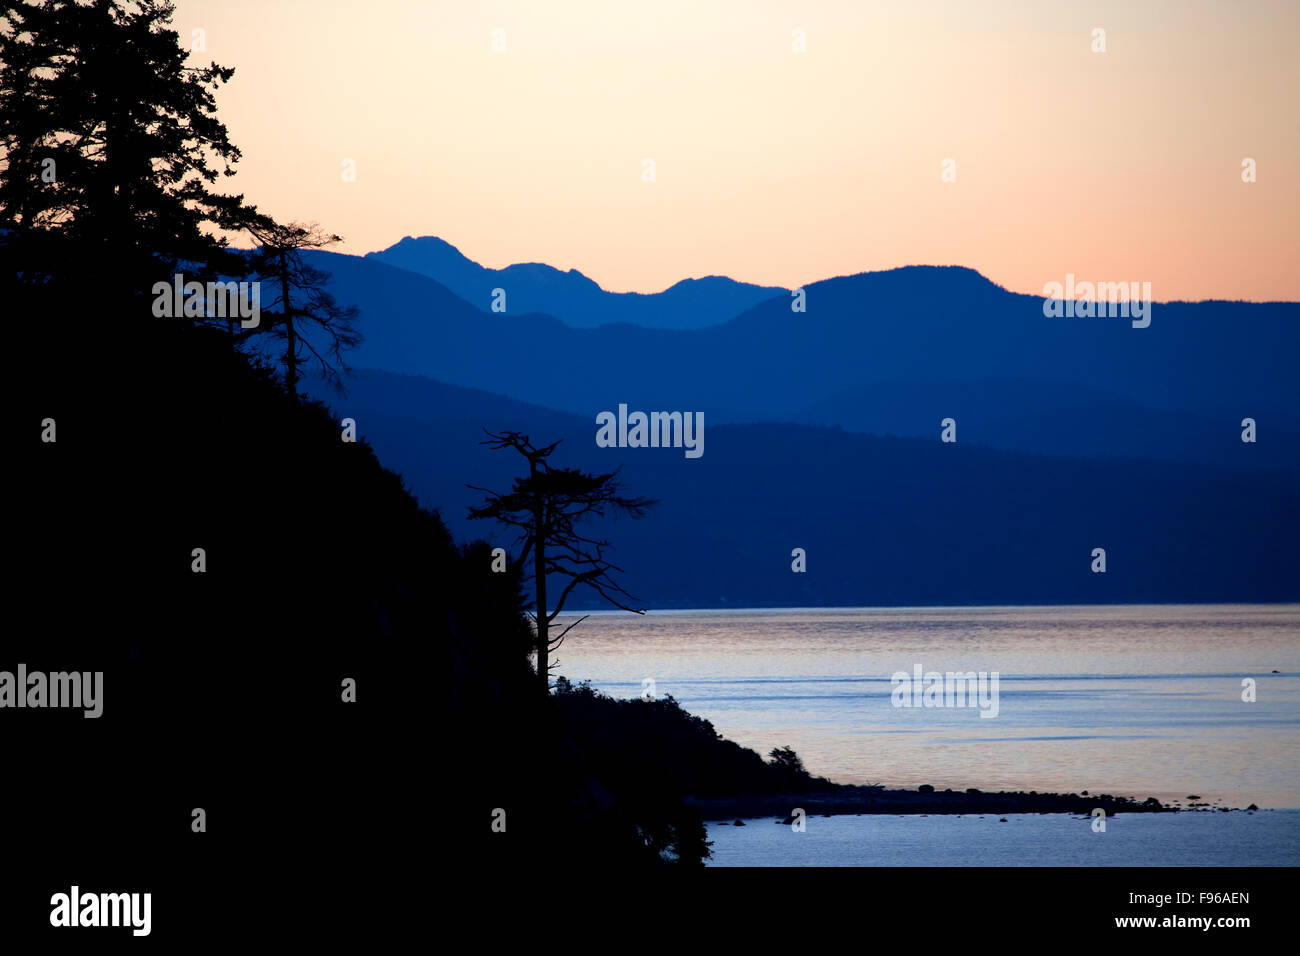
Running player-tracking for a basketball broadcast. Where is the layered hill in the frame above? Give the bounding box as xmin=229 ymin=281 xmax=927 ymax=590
xmin=365 ymin=235 xmax=787 ymax=329
xmin=305 ymin=367 xmax=1299 ymax=608
xmin=305 ymin=250 xmax=1300 ymax=471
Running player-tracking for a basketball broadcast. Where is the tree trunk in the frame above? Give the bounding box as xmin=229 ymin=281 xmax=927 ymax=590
xmin=279 ymin=250 xmax=297 ymax=397
xmin=534 ymin=493 xmax=548 ymax=695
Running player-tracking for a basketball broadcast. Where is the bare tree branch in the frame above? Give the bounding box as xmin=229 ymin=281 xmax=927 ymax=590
xmin=468 ymin=431 xmax=657 ymax=694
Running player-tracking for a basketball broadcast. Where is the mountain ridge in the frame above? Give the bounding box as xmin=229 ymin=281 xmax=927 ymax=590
xmin=303 ymin=366 xmax=1299 ymax=609
xmin=365 ymin=234 xmax=789 ymax=329
xmin=307 ymin=248 xmax=1299 ymax=422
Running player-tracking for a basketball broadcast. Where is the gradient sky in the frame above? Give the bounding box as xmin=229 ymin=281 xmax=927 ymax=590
xmin=176 ymin=0 xmax=1298 ymax=299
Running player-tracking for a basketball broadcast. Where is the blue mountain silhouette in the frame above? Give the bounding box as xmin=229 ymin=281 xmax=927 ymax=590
xmin=365 ymin=235 xmax=788 ymax=329
xmin=304 ymin=367 xmax=1299 ymax=608
xmin=284 ymin=248 xmax=1299 ymax=606
xmin=310 ymin=250 xmax=1299 ymax=436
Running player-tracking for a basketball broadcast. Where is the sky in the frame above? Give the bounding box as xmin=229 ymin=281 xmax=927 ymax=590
xmin=175 ymin=0 xmax=1298 ymax=300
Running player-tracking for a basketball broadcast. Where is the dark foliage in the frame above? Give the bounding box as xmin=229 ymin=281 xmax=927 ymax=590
xmin=10 ymin=287 xmax=797 ymax=873
xmin=2 ymin=1 xmax=809 ymax=883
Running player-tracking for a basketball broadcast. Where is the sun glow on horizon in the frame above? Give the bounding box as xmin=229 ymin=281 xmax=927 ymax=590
xmin=178 ymin=0 xmax=1299 ymax=301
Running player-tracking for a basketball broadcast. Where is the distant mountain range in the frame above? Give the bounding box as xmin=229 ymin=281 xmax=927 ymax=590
xmin=303 ymin=249 xmax=1300 ymax=466
xmin=365 ymin=236 xmax=787 ymax=329
xmin=304 ymin=367 xmax=1298 ymax=608
xmin=279 ymin=244 xmax=1298 ymax=607
xmin=794 ymin=379 xmax=1300 ymax=471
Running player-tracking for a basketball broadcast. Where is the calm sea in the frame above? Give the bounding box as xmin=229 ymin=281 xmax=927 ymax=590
xmin=556 ymin=604 xmax=1300 ymax=865
xmin=703 ymin=810 xmax=1300 ymax=866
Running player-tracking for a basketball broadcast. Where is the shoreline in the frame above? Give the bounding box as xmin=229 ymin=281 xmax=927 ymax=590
xmin=687 ymin=785 xmax=1262 ymax=822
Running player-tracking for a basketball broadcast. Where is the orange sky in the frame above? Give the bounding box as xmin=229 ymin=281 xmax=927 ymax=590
xmin=177 ymin=0 xmax=1298 ymax=299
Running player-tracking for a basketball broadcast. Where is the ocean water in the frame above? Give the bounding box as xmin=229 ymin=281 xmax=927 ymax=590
xmin=704 ymin=810 xmax=1300 ymax=867
xmin=555 ymin=605 xmax=1300 ymax=811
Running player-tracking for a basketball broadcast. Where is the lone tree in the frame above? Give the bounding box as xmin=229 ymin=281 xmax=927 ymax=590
xmin=767 ymin=746 xmax=805 ymax=774
xmin=242 ymin=216 xmax=360 ymax=398
xmin=468 ymin=431 xmax=656 ymax=695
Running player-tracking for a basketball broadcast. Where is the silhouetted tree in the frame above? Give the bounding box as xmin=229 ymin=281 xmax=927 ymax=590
xmin=242 ymin=216 xmax=360 ymax=397
xmin=0 ymin=0 xmax=251 ymax=303
xmin=2 ymin=0 xmax=782 ymax=881
xmin=663 ymin=807 xmax=713 ymax=866
xmin=0 ymin=0 xmax=60 ymax=248
xmin=468 ymin=431 xmax=656 ymax=695
xmin=768 ymin=746 xmax=805 ymax=774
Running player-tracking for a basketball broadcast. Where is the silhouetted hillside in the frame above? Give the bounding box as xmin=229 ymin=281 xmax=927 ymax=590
xmin=11 ymin=299 xmax=846 ymax=879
